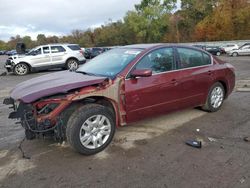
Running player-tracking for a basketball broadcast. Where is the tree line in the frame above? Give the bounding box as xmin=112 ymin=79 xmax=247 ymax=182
xmin=0 ymin=0 xmax=249 ymax=50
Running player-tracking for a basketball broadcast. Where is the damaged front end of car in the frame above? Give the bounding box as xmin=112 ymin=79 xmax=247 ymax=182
xmin=3 ymin=95 xmax=71 ymax=140
xmin=3 ymin=73 xmax=126 ymax=143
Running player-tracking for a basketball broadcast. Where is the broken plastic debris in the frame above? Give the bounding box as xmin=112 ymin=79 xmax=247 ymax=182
xmin=208 ymin=137 xmax=217 ymax=142
xmin=243 ymin=137 xmax=249 ymax=142
xmin=185 ymin=140 xmax=202 ymax=148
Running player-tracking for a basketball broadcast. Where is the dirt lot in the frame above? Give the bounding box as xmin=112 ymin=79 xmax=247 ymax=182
xmin=0 ymin=55 xmax=250 ymax=188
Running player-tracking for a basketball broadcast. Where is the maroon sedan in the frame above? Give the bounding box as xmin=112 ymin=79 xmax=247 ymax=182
xmin=4 ymin=44 xmax=235 ymax=155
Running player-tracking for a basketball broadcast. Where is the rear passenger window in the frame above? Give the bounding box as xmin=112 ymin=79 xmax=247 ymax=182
xmin=51 ymin=46 xmax=66 ymax=53
xmin=177 ymin=48 xmax=210 ymax=69
xmin=68 ymin=45 xmax=81 ymax=51
xmin=203 ymin=53 xmax=211 ymax=65
xmin=135 ymin=48 xmax=174 ymax=74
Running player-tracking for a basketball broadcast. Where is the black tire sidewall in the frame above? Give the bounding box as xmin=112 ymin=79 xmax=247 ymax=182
xmin=206 ymin=83 xmax=225 ymax=112
xmin=66 ymin=104 xmax=115 ymax=155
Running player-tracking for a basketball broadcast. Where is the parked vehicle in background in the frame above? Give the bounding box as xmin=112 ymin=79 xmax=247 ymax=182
xmin=84 ymin=47 xmax=104 ymax=59
xmin=221 ymin=44 xmax=239 ymax=53
xmin=205 ymin=46 xmax=224 ymax=56
xmin=0 ymin=50 xmax=7 ymax=55
xmin=84 ymin=48 xmax=92 ymax=59
xmin=193 ymin=45 xmax=206 ymax=50
xmin=6 ymin=50 xmax=17 ymax=56
xmin=4 ymin=44 xmax=235 ymax=155
xmin=239 ymin=43 xmax=250 ymax=49
xmin=229 ymin=45 xmax=250 ymax=57
xmin=5 ymin=44 xmax=86 ymax=75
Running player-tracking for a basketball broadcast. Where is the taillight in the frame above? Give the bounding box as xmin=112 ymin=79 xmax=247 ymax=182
xmin=79 ymin=50 xmax=83 ymax=55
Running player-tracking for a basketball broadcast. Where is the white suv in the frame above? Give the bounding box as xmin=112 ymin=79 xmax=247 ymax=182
xmin=221 ymin=44 xmax=239 ymax=53
xmin=5 ymin=44 xmax=86 ymax=75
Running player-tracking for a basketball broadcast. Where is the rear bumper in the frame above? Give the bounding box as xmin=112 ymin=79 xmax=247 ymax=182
xmin=79 ymin=59 xmax=86 ymax=65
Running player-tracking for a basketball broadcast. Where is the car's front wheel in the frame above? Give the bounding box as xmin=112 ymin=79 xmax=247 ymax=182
xmin=216 ymin=51 xmax=221 ymax=56
xmin=14 ymin=63 xmax=29 ymax=75
xmin=66 ymin=59 xmax=79 ymax=70
xmin=202 ymin=82 xmax=225 ymax=112
xmin=66 ymin=104 xmax=115 ymax=155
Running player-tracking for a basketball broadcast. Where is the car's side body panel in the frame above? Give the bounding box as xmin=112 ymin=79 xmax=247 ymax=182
xmin=125 ymin=71 xmax=182 ymax=123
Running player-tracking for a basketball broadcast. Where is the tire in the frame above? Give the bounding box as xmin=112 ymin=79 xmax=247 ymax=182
xmin=66 ymin=104 xmax=115 ymax=155
xmin=202 ymin=82 xmax=225 ymax=112
xmin=14 ymin=63 xmax=29 ymax=75
xmin=232 ymin=52 xmax=238 ymax=57
xmin=66 ymin=58 xmax=79 ymax=70
xmin=216 ymin=52 xmax=221 ymax=56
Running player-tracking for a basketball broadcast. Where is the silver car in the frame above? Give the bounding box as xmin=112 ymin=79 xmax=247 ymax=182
xmin=229 ymin=45 xmax=250 ymax=57
xmin=5 ymin=44 xmax=86 ymax=75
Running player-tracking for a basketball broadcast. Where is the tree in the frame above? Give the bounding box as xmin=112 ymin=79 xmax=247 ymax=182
xmin=194 ymin=0 xmax=250 ymax=41
xmin=37 ymin=34 xmax=47 ymax=45
xmin=124 ymin=0 xmax=176 ymax=43
xmin=22 ymin=36 xmax=34 ymax=49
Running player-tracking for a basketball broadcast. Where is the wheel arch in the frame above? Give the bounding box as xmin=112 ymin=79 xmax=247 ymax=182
xmin=65 ymin=57 xmax=79 ymax=63
xmin=16 ymin=61 xmax=32 ymax=70
xmin=216 ymin=80 xmax=228 ymax=98
xmin=61 ymin=96 xmax=119 ymax=127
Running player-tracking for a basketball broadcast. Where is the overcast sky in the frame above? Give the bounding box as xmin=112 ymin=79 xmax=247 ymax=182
xmin=0 ymin=0 xmax=180 ymax=41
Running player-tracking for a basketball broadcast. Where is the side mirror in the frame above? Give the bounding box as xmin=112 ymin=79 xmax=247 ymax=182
xmin=130 ymin=69 xmax=152 ymax=78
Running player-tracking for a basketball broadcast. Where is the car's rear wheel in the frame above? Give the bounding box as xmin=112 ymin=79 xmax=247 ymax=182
xmin=66 ymin=104 xmax=115 ymax=155
xmin=216 ymin=52 xmax=221 ymax=56
xmin=14 ymin=63 xmax=29 ymax=75
xmin=232 ymin=52 xmax=238 ymax=57
xmin=66 ymin=59 xmax=79 ymax=70
xmin=202 ymin=82 xmax=225 ymax=112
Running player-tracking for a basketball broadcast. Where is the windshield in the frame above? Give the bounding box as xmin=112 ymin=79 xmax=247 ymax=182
xmin=77 ymin=48 xmax=142 ymax=77
xmin=26 ymin=47 xmax=36 ymax=55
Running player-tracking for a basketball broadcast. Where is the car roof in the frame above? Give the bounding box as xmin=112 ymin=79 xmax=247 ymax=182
xmin=121 ymin=43 xmax=211 ymax=52
xmin=122 ymin=43 xmax=165 ymax=49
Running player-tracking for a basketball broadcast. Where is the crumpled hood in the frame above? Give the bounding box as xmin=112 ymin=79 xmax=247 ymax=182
xmin=10 ymin=71 xmax=107 ymax=103
xmin=11 ymin=54 xmax=26 ymax=59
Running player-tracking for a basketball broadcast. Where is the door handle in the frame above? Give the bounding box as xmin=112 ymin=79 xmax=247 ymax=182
xmin=208 ymin=70 xmax=213 ymax=75
xmin=171 ymin=79 xmax=178 ymax=85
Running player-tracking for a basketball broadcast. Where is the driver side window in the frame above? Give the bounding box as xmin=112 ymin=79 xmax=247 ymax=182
xmin=135 ymin=48 xmax=174 ymax=74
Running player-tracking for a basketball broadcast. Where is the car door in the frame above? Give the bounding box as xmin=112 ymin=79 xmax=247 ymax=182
xmin=29 ymin=46 xmax=51 ymax=67
xmin=50 ymin=45 xmax=66 ymax=65
xmin=125 ymin=47 xmax=182 ymax=123
xmin=175 ymin=47 xmax=214 ymax=108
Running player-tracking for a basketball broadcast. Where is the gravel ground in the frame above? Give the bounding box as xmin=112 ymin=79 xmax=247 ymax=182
xmin=0 ymin=55 xmax=250 ymax=188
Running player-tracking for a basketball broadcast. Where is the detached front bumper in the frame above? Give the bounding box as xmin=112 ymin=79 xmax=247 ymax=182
xmin=4 ymin=59 xmax=14 ymax=72
xmin=3 ymin=97 xmax=18 ymax=119
xmin=3 ymin=97 xmax=67 ymax=140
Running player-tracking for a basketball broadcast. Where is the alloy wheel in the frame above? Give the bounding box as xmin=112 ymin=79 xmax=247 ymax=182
xmin=210 ymin=86 xmax=224 ymax=109
xmin=15 ymin=64 xmax=28 ymax=75
xmin=79 ymin=115 xmax=111 ymax=149
xmin=68 ymin=60 xmax=78 ymax=70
